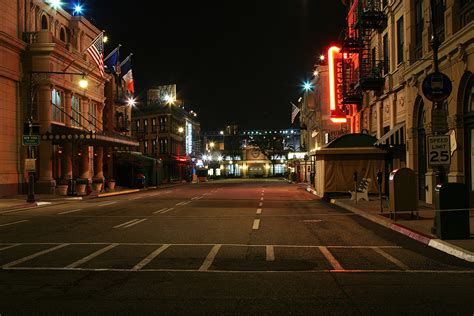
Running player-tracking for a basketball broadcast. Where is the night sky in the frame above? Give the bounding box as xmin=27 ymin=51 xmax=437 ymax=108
xmin=84 ymin=1 xmax=347 ymax=131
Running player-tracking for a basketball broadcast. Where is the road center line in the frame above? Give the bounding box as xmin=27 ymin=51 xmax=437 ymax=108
xmin=0 ymin=220 xmax=29 ymax=227
xmin=252 ymin=219 xmax=260 ymax=230
xmin=319 ymin=246 xmax=344 ymax=271
xmin=266 ymin=245 xmax=275 ymax=261
xmin=97 ymin=201 xmax=117 ymax=207
xmin=259 ymin=202 xmax=263 ymax=207
xmin=2 ymin=244 xmax=68 ymax=268
xmin=199 ymin=244 xmax=221 ymax=271
xmin=114 ymin=219 xmax=140 ymax=228
xmin=373 ymin=247 xmax=410 ymax=270
xmin=260 ymin=197 xmax=264 ymax=201
xmin=256 ymin=208 xmax=262 ymax=214
xmin=0 ymin=244 xmax=21 ymax=251
xmin=153 ymin=208 xmax=168 ymax=214
xmin=58 ymin=209 xmax=83 ymax=215
xmin=132 ymin=244 xmax=170 ymax=271
xmin=66 ymin=244 xmax=119 ymax=268
xmin=160 ymin=207 xmax=174 ymax=214
xmin=123 ymin=219 xmax=147 ymax=228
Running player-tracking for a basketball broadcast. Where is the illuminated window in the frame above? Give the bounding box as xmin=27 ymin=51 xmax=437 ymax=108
xmin=135 ymin=120 xmax=140 ymax=132
xmin=143 ymin=119 xmax=148 ymax=132
xmin=51 ymin=89 xmax=65 ymax=123
xmin=88 ymin=102 xmax=97 ymax=130
xmin=71 ymin=96 xmax=81 ymax=127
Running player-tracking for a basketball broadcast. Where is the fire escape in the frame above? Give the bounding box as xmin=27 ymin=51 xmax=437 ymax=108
xmin=342 ymin=0 xmax=387 ymax=109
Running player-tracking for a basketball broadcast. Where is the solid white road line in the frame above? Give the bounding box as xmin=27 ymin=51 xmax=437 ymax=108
xmin=0 ymin=244 xmax=20 ymax=251
xmin=252 ymin=219 xmax=260 ymax=230
xmin=373 ymin=247 xmax=410 ymax=270
xmin=160 ymin=207 xmax=174 ymax=214
xmin=97 ymin=201 xmax=117 ymax=207
xmin=66 ymin=243 xmax=119 ymax=268
xmin=266 ymin=245 xmax=275 ymax=261
xmin=153 ymin=208 xmax=168 ymax=214
xmin=123 ymin=218 xmax=147 ymax=228
xmin=58 ymin=209 xmax=83 ymax=215
xmin=128 ymin=196 xmax=143 ymax=200
xmin=175 ymin=201 xmax=186 ymax=206
xmin=256 ymin=208 xmax=262 ymax=214
xmin=132 ymin=244 xmax=170 ymax=271
xmin=199 ymin=244 xmax=221 ymax=271
xmin=2 ymin=244 xmax=68 ymax=268
xmin=0 ymin=220 xmax=29 ymax=227
xmin=113 ymin=219 xmax=141 ymax=228
xmin=319 ymin=246 xmax=344 ymax=271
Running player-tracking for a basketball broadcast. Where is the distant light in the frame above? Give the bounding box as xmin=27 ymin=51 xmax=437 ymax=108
xmin=73 ymin=3 xmax=83 ymax=15
xmin=320 ymin=55 xmax=325 ymax=61
xmin=303 ymin=82 xmax=313 ymax=91
xmin=219 ymin=131 xmax=224 ymax=135
xmin=209 ymin=142 xmax=215 ymax=148
xmin=313 ymin=70 xmax=319 ymax=76
xmin=48 ymin=0 xmax=62 ymax=9
xmin=217 ymin=155 xmax=223 ymax=162
xmin=103 ymin=35 xmax=108 ymax=43
xmin=178 ymin=127 xmax=184 ymax=133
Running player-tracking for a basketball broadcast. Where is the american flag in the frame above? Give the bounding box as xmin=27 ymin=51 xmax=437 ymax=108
xmin=291 ymin=102 xmax=300 ymax=124
xmin=86 ymin=33 xmax=105 ymax=77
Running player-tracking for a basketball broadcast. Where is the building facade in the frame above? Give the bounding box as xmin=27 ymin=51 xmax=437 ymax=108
xmin=337 ymin=0 xmax=473 ymax=204
xmin=0 ymin=0 xmax=137 ymax=195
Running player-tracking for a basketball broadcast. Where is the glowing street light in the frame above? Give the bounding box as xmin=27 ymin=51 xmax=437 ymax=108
xmin=48 ymin=0 xmax=62 ymax=9
xmin=79 ymin=76 xmax=88 ymax=89
xmin=320 ymin=54 xmax=325 ymax=61
xmin=126 ymin=97 xmax=136 ymax=107
xmin=178 ymin=127 xmax=184 ymax=133
xmin=209 ymin=141 xmax=215 ymax=149
xmin=73 ymin=3 xmax=83 ymax=15
xmin=103 ymin=35 xmax=109 ymax=43
xmin=303 ymin=81 xmax=313 ymax=91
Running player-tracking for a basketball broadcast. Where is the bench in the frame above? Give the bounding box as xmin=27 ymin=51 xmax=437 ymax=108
xmin=349 ymin=178 xmax=371 ymax=202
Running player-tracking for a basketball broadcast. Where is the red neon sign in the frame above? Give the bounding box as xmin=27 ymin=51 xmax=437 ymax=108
xmin=328 ymin=45 xmax=347 ymax=124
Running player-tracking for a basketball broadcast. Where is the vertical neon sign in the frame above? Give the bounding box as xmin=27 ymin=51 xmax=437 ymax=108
xmin=328 ymin=45 xmax=347 ymax=123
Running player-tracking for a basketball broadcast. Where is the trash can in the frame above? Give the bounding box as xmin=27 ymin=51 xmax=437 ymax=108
xmin=434 ymin=183 xmax=470 ymax=239
xmin=389 ymin=168 xmax=418 ymax=216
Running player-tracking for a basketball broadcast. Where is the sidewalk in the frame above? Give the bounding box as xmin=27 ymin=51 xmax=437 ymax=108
xmin=304 ymin=186 xmax=474 ymax=262
xmin=0 ymin=183 xmax=183 ymax=213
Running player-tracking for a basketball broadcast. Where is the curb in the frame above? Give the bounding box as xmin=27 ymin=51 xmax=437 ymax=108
xmin=0 ymin=201 xmax=53 ymax=214
xmin=97 ymin=189 xmax=140 ymax=198
xmin=329 ymin=198 xmax=474 ymax=263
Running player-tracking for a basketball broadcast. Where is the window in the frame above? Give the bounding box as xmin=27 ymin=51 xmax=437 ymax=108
xmin=159 ymin=138 xmax=168 ymax=153
xmin=51 ymin=89 xmax=65 ymax=123
xmin=88 ymin=102 xmax=97 ymax=130
xmin=152 ymin=118 xmax=156 ymax=132
xmin=135 ymin=120 xmax=140 ymax=132
xmin=152 ymin=139 xmax=157 ymax=154
xmin=71 ymin=96 xmax=81 ymax=127
xmin=414 ymin=0 xmax=423 ymax=60
xmin=143 ymin=141 xmax=148 ymax=154
xmin=41 ymin=15 xmax=48 ymax=30
xmin=431 ymin=0 xmax=445 ymax=43
xmin=383 ymin=33 xmax=389 ymax=75
xmin=396 ymin=16 xmax=404 ymax=64
xmin=60 ymin=28 xmax=66 ymax=42
xmin=143 ymin=119 xmax=148 ymax=132
xmin=460 ymin=0 xmax=474 ymax=29
xmin=159 ymin=116 xmax=167 ymax=132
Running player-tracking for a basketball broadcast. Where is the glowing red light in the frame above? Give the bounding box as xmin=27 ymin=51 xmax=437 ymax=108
xmin=328 ymin=46 xmax=341 ymax=112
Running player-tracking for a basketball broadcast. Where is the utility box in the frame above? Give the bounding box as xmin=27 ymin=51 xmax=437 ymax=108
xmin=434 ymin=183 xmax=470 ymax=239
xmin=389 ymin=168 xmax=418 ymax=213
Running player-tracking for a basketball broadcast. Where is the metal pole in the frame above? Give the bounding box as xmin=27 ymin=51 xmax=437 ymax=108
xmin=26 ymin=73 xmax=35 ymax=203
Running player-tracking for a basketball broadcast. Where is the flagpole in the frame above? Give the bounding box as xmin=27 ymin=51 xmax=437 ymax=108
xmin=63 ymin=31 xmax=104 ymax=72
xmin=104 ymin=44 xmax=122 ymax=62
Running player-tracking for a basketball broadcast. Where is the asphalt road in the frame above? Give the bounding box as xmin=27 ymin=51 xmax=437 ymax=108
xmin=1 ymin=179 xmax=473 ymax=315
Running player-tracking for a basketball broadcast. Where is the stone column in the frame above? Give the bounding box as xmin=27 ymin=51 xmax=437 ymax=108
xmin=64 ymin=91 xmax=72 ymax=127
xmin=37 ymin=85 xmax=54 ymax=193
xmin=94 ymin=147 xmax=104 ymax=180
xmin=79 ymin=145 xmax=90 ymax=179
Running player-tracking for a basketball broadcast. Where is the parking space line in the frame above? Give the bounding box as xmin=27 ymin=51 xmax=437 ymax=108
xmin=123 ymin=219 xmax=147 ymax=228
xmin=114 ymin=219 xmax=141 ymax=228
xmin=132 ymin=244 xmax=170 ymax=271
xmin=0 ymin=220 xmax=29 ymax=227
xmin=0 ymin=244 xmax=21 ymax=251
xmin=252 ymin=219 xmax=260 ymax=230
xmin=256 ymin=208 xmax=262 ymax=214
xmin=319 ymin=246 xmax=344 ymax=271
xmin=66 ymin=244 xmax=119 ymax=268
xmin=199 ymin=244 xmax=221 ymax=271
xmin=373 ymin=247 xmax=410 ymax=270
xmin=2 ymin=244 xmax=68 ymax=268
xmin=58 ymin=209 xmax=83 ymax=215
xmin=266 ymin=245 xmax=275 ymax=261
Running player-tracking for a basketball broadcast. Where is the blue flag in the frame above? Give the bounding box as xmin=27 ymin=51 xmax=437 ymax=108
xmin=104 ymin=45 xmax=121 ymax=74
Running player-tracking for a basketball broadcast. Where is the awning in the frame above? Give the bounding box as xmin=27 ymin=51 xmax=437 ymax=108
xmin=374 ymin=122 xmax=406 ymax=146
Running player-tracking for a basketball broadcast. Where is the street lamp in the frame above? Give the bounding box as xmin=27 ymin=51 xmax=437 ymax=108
xmin=79 ymin=76 xmax=88 ymax=89
xmin=178 ymin=127 xmax=184 ymax=134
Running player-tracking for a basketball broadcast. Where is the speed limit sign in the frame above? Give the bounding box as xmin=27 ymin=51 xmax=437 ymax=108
xmin=427 ymin=135 xmax=451 ymax=166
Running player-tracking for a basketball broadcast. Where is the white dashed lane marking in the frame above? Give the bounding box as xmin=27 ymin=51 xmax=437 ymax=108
xmin=256 ymin=208 xmax=262 ymax=214
xmin=252 ymin=219 xmax=260 ymax=230
xmin=58 ymin=209 xmax=83 ymax=215
xmin=0 ymin=220 xmax=29 ymax=227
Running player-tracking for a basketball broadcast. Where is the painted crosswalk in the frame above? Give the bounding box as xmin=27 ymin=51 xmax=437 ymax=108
xmin=1 ymin=242 xmax=470 ymax=273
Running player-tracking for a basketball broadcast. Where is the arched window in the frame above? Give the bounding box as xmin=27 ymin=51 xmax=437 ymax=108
xmin=41 ymin=15 xmax=48 ymax=30
xmin=60 ymin=28 xmax=66 ymax=42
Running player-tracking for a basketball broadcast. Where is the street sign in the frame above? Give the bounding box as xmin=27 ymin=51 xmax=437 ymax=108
xmin=25 ymin=158 xmax=36 ymax=172
xmin=422 ymin=72 xmax=452 ymax=102
xmin=431 ymin=108 xmax=449 ymax=133
xmin=22 ymin=135 xmax=40 ymax=146
xmin=427 ymin=135 xmax=451 ymax=166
